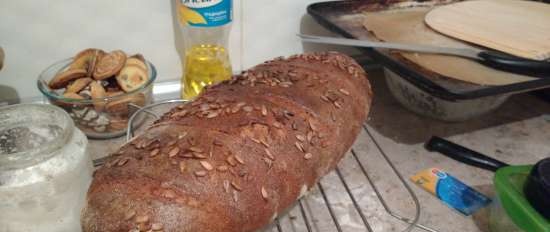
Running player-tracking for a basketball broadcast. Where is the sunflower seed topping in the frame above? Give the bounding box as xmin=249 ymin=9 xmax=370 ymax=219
xmin=117 ymin=157 xmax=129 ymax=166
xmin=261 ymin=105 xmax=268 ymax=116
xmin=135 ymin=215 xmax=149 ymax=223
xmin=264 ymin=148 xmax=275 ymax=160
xmin=194 ymin=170 xmax=207 ymax=177
xmin=150 ymin=148 xmax=160 ymax=157
xmin=217 ymin=165 xmax=229 ymax=172
xmin=307 ymin=131 xmax=314 ymax=143
xmin=295 ymin=142 xmax=304 ymax=153
xmin=168 ymin=147 xmax=180 ymax=158
xmin=272 ymin=121 xmax=283 ymax=129
xmin=206 ymin=111 xmax=219 ymax=118
xmin=178 ymin=132 xmax=188 ymax=139
xmin=193 ymin=152 xmax=207 ymax=159
xmin=200 ymin=161 xmax=214 ymax=171
xmin=339 ymin=88 xmax=350 ymax=96
xmin=231 ymin=181 xmax=243 ymax=191
xmin=308 ymin=120 xmax=318 ymax=131
xmin=227 ymin=156 xmax=237 ymax=166
xmin=151 ymin=223 xmax=164 ymax=231
xmin=213 ymin=140 xmax=223 ymax=146
xmin=234 ymin=154 xmax=245 ymax=164
xmin=334 ymin=101 xmax=342 ymax=109
xmin=179 ymin=161 xmax=186 ymax=173
xmin=189 ymin=147 xmax=203 ymax=153
xmin=261 ymin=187 xmax=269 ymax=200
xmin=124 ymin=210 xmax=136 ymax=220
xmin=296 ymin=134 xmax=306 ymax=142
xmin=304 ymin=153 xmax=313 ymax=160
xmin=223 ymin=180 xmax=230 ymax=193
xmin=243 ymin=106 xmax=254 ymax=112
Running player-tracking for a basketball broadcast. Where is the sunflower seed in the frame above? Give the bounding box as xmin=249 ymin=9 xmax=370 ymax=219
xmin=243 ymin=106 xmax=254 ymax=112
xmin=213 ymin=140 xmax=223 ymax=146
xmin=117 ymin=158 xmax=129 ymax=166
xmin=179 ymin=161 xmax=186 ymax=173
xmin=163 ymin=189 xmax=176 ymax=199
xmin=296 ymin=134 xmax=306 ymax=142
xmin=135 ymin=215 xmax=149 ymax=223
xmin=292 ymin=122 xmax=298 ymax=130
xmin=178 ymin=132 xmax=188 ymax=139
xmin=193 ymin=152 xmax=207 ymax=159
xmin=124 ymin=210 xmax=136 ymax=220
xmin=264 ymin=148 xmax=275 ymax=160
xmin=206 ymin=111 xmax=219 ymax=118
xmin=308 ymin=120 xmax=318 ymax=131
xmin=260 ymin=140 xmax=270 ymax=148
xmin=194 ymin=170 xmax=207 ymax=177
xmin=189 ymin=147 xmax=203 ymax=153
xmin=227 ymin=156 xmax=237 ymax=166
xmin=295 ymin=142 xmax=304 ymax=153
xmin=304 ymin=153 xmax=313 ymax=160
xmin=168 ymin=147 xmax=180 ymax=158
xmin=261 ymin=105 xmax=268 ymax=116
xmin=339 ymin=88 xmax=350 ymax=96
xmin=272 ymin=121 xmax=283 ymax=129
xmin=233 ymin=190 xmax=239 ymax=202
xmin=250 ymin=137 xmax=261 ymax=144
xmin=231 ymin=181 xmax=242 ymax=191
xmin=223 ymin=180 xmax=230 ymax=193
xmin=150 ymin=148 xmax=160 ymax=157
xmin=320 ymin=95 xmax=330 ymax=102
xmin=261 ymin=187 xmax=269 ymax=200
xmin=198 ymin=161 xmax=213 ymax=171
xmin=263 ymin=157 xmax=273 ymax=168
xmin=151 ymin=223 xmax=164 ymax=231
xmin=167 ymin=140 xmax=177 ymax=147
xmin=234 ymin=154 xmax=245 ymax=164
xmin=331 ymin=111 xmax=337 ymax=122
xmin=217 ymin=165 xmax=229 ymax=172
xmin=307 ymin=131 xmax=314 ymax=143
xmin=334 ymin=101 xmax=342 ymax=109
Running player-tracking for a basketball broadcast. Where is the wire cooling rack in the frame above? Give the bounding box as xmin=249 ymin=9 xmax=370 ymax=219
xmin=93 ymin=99 xmax=440 ymax=232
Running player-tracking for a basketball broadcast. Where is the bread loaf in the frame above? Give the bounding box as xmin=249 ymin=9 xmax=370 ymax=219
xmin=81 ymin=52 xmax=373 ymax=232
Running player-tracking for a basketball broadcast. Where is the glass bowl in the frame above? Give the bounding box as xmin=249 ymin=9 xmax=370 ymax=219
xmin=37 ymin=58 xmax=156 ymax=139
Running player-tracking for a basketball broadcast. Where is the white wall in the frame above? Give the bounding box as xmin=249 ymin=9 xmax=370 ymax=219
xmin=0 ymin=0 xmax=357 ymax=101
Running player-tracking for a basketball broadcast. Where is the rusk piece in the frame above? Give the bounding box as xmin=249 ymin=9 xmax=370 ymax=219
xmin=93 ymin=50 xmax=127 ymax=80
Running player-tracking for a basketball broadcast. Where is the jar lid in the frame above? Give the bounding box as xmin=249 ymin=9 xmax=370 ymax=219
xmin=0 ymin=104 xmax=74 ymax=171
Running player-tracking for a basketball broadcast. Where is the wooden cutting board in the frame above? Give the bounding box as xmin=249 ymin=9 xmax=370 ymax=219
xmin=425 ymin=0 xmax=550 ymax=61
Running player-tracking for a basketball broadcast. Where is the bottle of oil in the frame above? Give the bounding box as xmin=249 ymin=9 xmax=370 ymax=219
xmin=176 ymin=0 xmax=233 ymax=99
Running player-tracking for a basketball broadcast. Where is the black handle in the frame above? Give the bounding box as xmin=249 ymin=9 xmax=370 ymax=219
xmin=425 ymin=136 xmax=509 ymax=172
xmin=478 ymin=50 xmax=550 ymax=77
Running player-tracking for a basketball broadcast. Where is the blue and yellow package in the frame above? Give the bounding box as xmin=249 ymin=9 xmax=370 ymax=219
xmin=411 ymin=168 xmax=491 ymax=215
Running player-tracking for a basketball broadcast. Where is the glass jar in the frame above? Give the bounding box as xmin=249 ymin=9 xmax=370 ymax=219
xmin=0 ymin=104 xmax=93 ymax=232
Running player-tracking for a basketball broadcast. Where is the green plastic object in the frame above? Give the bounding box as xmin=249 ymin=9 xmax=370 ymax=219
xmin=494 ymin=165 xmax=550 ymax=232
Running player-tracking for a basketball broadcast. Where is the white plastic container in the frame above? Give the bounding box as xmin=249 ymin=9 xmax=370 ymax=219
xmin=0 ymin=104 xmax=93 ymax=232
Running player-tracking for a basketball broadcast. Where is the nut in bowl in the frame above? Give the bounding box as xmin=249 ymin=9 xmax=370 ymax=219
xmin=37 ymin=49 xmax=156 ymax=139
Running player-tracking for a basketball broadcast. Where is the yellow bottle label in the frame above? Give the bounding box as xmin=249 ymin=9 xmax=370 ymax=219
xmin=181 ymin=44 xmax=232 ymax=99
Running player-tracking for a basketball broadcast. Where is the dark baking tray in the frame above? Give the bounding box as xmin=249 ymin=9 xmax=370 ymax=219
xmin=307 ymin=0 xmax=550 ymax=101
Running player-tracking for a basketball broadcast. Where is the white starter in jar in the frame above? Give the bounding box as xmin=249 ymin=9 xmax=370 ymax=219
xmin=0 ymin=104 xmax=93 ymax=232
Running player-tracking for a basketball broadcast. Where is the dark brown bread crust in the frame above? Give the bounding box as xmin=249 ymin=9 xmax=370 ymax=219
xmin=81 ymin=52 xmax=373 ymax=232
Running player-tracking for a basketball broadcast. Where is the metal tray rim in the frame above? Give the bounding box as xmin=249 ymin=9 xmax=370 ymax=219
xmin=307 ymin=0 xmax=550 ymax=101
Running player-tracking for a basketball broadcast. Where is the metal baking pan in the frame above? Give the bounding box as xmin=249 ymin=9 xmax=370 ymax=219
xmin=307 ymin=0 xmax=550 ymax=102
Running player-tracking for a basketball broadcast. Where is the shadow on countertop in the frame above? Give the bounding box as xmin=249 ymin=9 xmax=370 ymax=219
xmin=365 ymin=68 xmax=550 ymax=145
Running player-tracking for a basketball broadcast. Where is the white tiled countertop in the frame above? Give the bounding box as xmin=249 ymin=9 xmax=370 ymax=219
xmin=88 ymin=68 xmax=550 ymax=232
